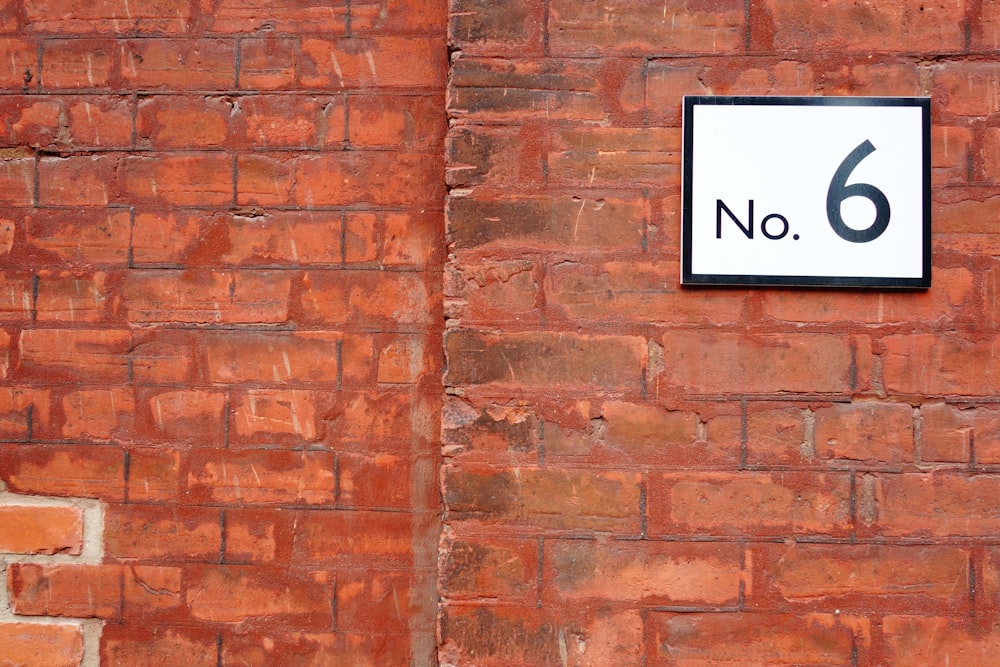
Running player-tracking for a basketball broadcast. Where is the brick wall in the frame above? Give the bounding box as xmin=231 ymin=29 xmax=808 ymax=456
xmin=442 ymin=1 xmax=1000 ymax=665
xmin=4 ymin=0 xmax=1000 ymax=665
xmin=0 ymin=0 xmax=445 ymax=664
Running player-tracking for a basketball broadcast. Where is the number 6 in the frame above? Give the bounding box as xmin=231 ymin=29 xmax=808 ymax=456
xmin=826 ymin=139 xmax=891 ymax=243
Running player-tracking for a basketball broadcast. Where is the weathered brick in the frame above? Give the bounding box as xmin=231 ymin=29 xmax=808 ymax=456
xmin=336 ymin=569 xmax=424 ymax=634
xmin=545 ymin=539 xmax=744 ymax=606
xmin=237 ymin=95 xmax=333 ymax=148
xmin=0 ymin=96 xmax=61 ymax=147
xmin=648 ymin=472 xmax=853 ymax=537
xmin=440 ymin=535 xmax=538 ymax=599
xmin=205 ymin=0 xmax=348 ymax=33
xmin=40 ymin=39 xmax=114 ymax=89
xmin=446 ymin=330 xmax=646 ymax=390
xmin=863 ymin=473 xmax=1000 ymax=538
xmin=25 ymin=209 xmax=131 ymax=265
xmin=447 ymin=194 xmax=646 ymax=250
xmin=104 ymin=504 xmax=222 ymax=561
xmin=921 ymin=403 xmax=1000 ymax=464
xmin=599 ymin=400 xmax=737 ymax=465
xmin=140 ymin=389 xmax=226 ymax=444
xmin=102 ymin=626 xmax=217 ymax=667
xmin=237 ymin=37 xmax=299 ymax=90
xmin=19 ymin=329 xmax=130 ymax=382
xmin=60 ymin=387 xmax=134 ymax=442
xmin=0 ymin=443 xmax=125 ymax=500
xmin=137 ymin=96 xmax=232 ymax=149
xmin=38 ymin=155 xmax=116 ymax=205
xmin=549 ymin=0 xmax=744 ymax=56
xmin=646 ymin=612 xmax=867 ymax=666
xmin=448 ymin=0 xmax=546 ymax=55
xmin=290 ymin=508 xmax=418 ymax=565
xmin=444 ymin=465 xmax=641 ymax=531
xmin=118 ymin=155 xmax=232 ymax=206
xmin=933 ymin=61 xmax=1000 ymax=117
xmin=123 ymin=270 xmax=290 ymax=324
xmin=299 ymin=37 xmax=446 ymax=89
xmin=0 ymin=158 xmax=35 ymax=205
xmin=758 ymin=0 xmax=965 ymax=52
xmin=127 ymin=448 xmax=181 ymax=502
xmin=9 ymin=563 xmax=122 ymax=618
xmin=750 ymin=543 xmax=969 ymax=611
xmin=883 ymin=333 xmax=1000 ymax=396
xmin=23 ymin=0 xmax=191 ymax=33
xmin=0 ymin=38 xmax=38 ymax=90
xmin=882 ymin=616 xmax=1000 ymax=666
xmin=0 ymin=504 xmax=82 ymax=555
xmin=120 ymin=39 xmax=236 ymax=89
xmin=746 ymin=405 xmax=809 ymax=466
xmin=348 ymin=93 xmax=445 ymax=148
xmin=230 ymin=389 xmax=320 ymax=443
xmin=186 ymin=565 xmax=333 ymax=628
xmin=221 ymin=630 xmax=413 ymax=667
xmin=186 ymin=449 xmax=336 ymax=506
xmin=656 ymin=332 xmax=870 ymax=395
xmin=813 ymin=401 xmax=915 ymax=463
xmin=0 ymin=623 xmax=83 ymax=667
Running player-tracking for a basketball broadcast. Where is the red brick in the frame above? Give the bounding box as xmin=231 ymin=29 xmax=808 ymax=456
xmin=221 ymin=631 xmax=413 ymax=666
xmin=119 ymin=155 xmax=232 ymax=206
xmin=336 ymin=569 xmax=422 ymax=634
xmin=746 ymin=405 xmax=809 ymax=466
xmin=883 ymin=333 xmax=1000 ymax=396
xmin=761 ymin=267 xmax=973 ymax=324
xmin=982 ymin=547 xmax=1000 ymax=609
xmin=646 ymin=612 xmax=867 ymax=666
xmin=333 ymin=390 xmax=426 ymax=447
xmin=656 ymin=332 xmax=870 ymax=395
xmin=137 ymin=96 xmax=232 ymax=149
xmin=38 ymin=155 xmax=115 ymax=205
xmin=648 ymin=472 xmax=853 ymax=537
xmin=102 ymin=626 xmax=216 ymax=667
xmin=450 ymin=58 xmax=604 ymax=121
xmin=186 ymin=565 xmax=332 ymax=628
xmin=882 ymin=616 xmax=1000 ymax=666
xmin=549 ymin=0 xmax=744 ymax=56
xmin=372 ymin=211 xmax=439 ymax=267
xmin=35 ymin=271 xmax=111 ymax=323
xmin=0 ymin=158 xmax=34 ymax=205
xmin=452 ymin=259 xmax=540 ymax=324
xmin=123 ymin=270 xmax=290 ymax=324
xmin=440 ymin=536 xmax=538 ymax=599
xmin=130 ymin=334 xmax=197 ymax=383
xmin=338 ymin=452 xmax=414 ymax=509
xmin=0 ymin=97 xmax=60 ymax=147
xmin=750 ymin=543 xmax=969 ymax=611
xmin=448 ymin=0 xmax=546 ymax=56
xmin=980 ymin=1 xmax=1000 ymax=50
xmin=760 ymin=0 xmax=965 ymax=52
xmin=0 ymin=389 xmax=45 ymax=440
xmin=933 ymin=191 xmax=1000 ymax=234
xmin=0 ymin=443 xmax=125 ymax=500
xmin=60 ymin=388 xmax=134 ymax=442
xmin=922 ymin=403 xmax=1000 ymax=464
xmin=347 ymin=94 xmax=444 ymax=148
xmin=0 ymin=38 xmax=37 ymax=90
xmin=141 ymin=389 xmax=226 ymax=444
xmin=65 ymin=96 xmax=131 ymax=148
xmin=441 ymin=400 xmax=539 ymax=460
xmin=23 ymin=0 xmax=191 ymax=33
xmin=206 ymin=332 xmax=367 ymax=384
xmin=299 ymin=37 xmax=446 ymax=89
xmin=352 ymin=0 xmax=448 ymax=33
xmin=447 ymin=194 xmax=646 ymax=251
xmin=9 ymin=563 xmax=122 ymax=618
xmin=347 ymin=272 xmax=433 ymax=328
xmin=122 ymin=565 xmax=183 ymax=619
xmin=290 ymin=509 xmax=421 ymax=566
xmin=120 ymin=39 xmax=236 ymax=89
xmin=104 ymin=504 xmax=221 ymax=561
xmin=237 ymin=95 xmax=332 ymax=148
xmin=0 ymin=504 xmax=82 ymax=555
xmin=813 ymin=401 xmax=915 ymax=464
xmin=441 ymin=605 xmax=643 ymax=666
xmin=0 ymin=271 xmax=34 ymax=321
xmin=545 ymin=539 xmax=744 ymax=606
xmin=445 ymin=330 xmax=646 ymax=391
xmin=40 ymin=39 xmax=114 ymax=89
xmin=547 ymin=260 xmax=745 ymax=326
xmin=444 ymin=465 xmax=641 ymax=531
xmin=863 ymin=473 xmax=1000 ymax=538
xmin=205 ymin=0 xmax=348 ymax=33
xmin=376 ymin=335 xmax=426 ymax=384
xmin=230 ymin=389 xmax=320 ymax=444
xmin=599 ymin=400 xmax=738 ymax=465
xmin=127 ymin=448 xmax=181 ymax=502
xmin=186 ymin=449 xmax=336 ymax=505
xmin=130 ymin=209 xmax=202 ymax=265
xmin=548 ymin=127 xmax=680 ymax=187
xmin=934 ymin=125 xmax=973 ymax=185
xmin=18 ymin=329 xmax=130 ymax=382
xmin=0 ymin=623 xmax=83 ymax=667
xmin=933 ymin=61 xmax=1000 ymax=117
xmin=26 ymin=209 xmax=131 ymax=265
xmin=237 ymin=37 xmax=299 ymax=91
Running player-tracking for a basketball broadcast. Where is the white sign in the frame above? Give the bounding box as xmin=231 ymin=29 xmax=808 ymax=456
xmin=682 ymin=96 xmax=930 ymax=288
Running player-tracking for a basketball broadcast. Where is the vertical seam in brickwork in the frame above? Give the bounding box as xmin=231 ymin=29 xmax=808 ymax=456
xmin=345 ymin=0 xmax=352 ymax=35
xmin=127 ymin=208 xmax=135 ymax=268
xmin=536 ymin=538 xmax=544 ymax=609
xmin=234 ymin=36 xmax=242 ymax=90
xmin=30 ymin=275 xmax=39 ymax=323
xmin=122 ymin=450 xmax=131 ymax=504
xmin=230 ymin=153 xmax=238 ymax=207
xmin=542 ymin=0 xmax=550 ymax=56
xmin=739 ymin=398 xmax=748 ymax=469
xmin=744 ymin=0 xmax=752 ymax=51
xmin=219 ymin=510 xmax=227 ymax=564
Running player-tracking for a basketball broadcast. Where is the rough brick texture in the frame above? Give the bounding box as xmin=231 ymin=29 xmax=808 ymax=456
xmin=0 ymin=0 xmax=445 ymax=664
xmin=6 ymin=0 xmax=1000 ymax=665
xmin=441 ymin=0 xmax=1000 ymax=665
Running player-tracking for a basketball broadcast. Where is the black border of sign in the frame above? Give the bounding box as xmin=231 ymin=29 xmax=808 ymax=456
xmin=681 ymin=95 xmax=931 ymax=289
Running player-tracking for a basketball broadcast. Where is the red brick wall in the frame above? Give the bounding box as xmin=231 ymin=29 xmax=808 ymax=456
xmin=0 ymin=0 xmax=446 ymax=664
xmin=4 ymin=0 xmax=1000 ymax=665
xmin=441 ymin=1 xmax=1000 ymax=665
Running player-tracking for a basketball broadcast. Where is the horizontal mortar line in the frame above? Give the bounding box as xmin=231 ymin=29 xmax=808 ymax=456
xmin=119 ymin=324 xmax=436 ymax=334
xmin=125 ymin=264 xmax=432 ymax=272
xmin=11 ymin=86 xmax=447 ymax=96
xmin=13 ymin=205 xmax=445 ymax=212
xmin=443 ymin=531 xmax=1000 ymax=547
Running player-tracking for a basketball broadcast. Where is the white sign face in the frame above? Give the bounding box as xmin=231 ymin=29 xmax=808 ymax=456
xmin=682 ymin=96 xmax=930 ymax=288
